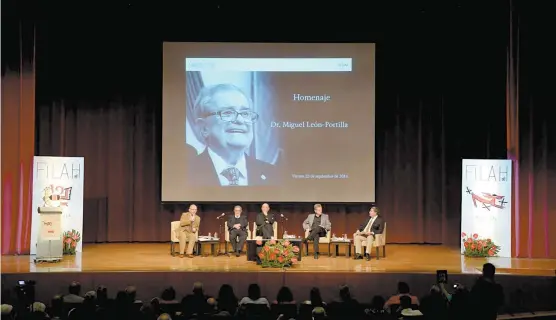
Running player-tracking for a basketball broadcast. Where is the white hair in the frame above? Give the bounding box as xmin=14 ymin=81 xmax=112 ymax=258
xmin=193 ymin=84 xmax=252 ymax=120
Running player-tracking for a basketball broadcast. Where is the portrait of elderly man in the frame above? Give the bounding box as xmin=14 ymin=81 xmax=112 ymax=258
xmin=187 ymin=83 xmax=278 ymax=186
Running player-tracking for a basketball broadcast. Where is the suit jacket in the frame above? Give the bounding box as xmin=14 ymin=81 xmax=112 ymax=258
xmin=179 ymin=212 xmax=201 ymax=234
xmin=188 ymin=148 xmax=279 ymax=186
xmin=358 ymin=215 xmax=384 ymax=234
xmin=256 ymin=212 xmax=276 ymax=230
xmin=227 ymin=215 xmax=248 ymax=232
xmin=62 ymin=294 xmax=84 ymax=303
xmin=303 ymin=214 xmax=331 ymax=231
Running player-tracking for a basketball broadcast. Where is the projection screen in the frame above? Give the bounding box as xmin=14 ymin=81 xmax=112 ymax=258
xmin=162 ymin=42 xmax=375 ymax=202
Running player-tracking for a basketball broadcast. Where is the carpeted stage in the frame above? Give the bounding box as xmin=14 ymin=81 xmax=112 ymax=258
xmin=2 ymin=244 xmax=555 ymax=303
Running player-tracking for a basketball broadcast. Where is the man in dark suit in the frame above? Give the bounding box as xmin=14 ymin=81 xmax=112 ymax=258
xmin=187 ymin=83 xmax=278 ymax=186
xmin=302 ymin=204 xmax=332 ymax=259
xmin=227 ymin=205 xmax=248 ymax=257
xmin=255 ymin=203 xmax=276 ymax=239
xmin=353 ymin=206 xmax=384 ymax=261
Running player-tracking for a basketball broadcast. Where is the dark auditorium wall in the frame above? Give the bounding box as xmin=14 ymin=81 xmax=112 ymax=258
xmin=2 ymin=2 xmax=555 ymax=257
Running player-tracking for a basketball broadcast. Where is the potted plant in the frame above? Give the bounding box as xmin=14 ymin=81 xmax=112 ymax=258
xmin=461 ymin=232 xmax=500 ymax=257
xmin=257 ymin=239 xmax=299 ymax=268
xmin=63 ymin=229 xmax=81 ymax=255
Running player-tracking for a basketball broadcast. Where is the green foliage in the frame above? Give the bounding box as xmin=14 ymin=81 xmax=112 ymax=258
xmin=257 ymin=239 xmax=300 ymax=268
xmin=461 ymin=232 xmax=500 ymax=257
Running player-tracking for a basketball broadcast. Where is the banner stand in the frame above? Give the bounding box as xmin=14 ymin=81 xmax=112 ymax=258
xmin=31 ymin=156 xmax=84 ymax=256
xmin=461 ymin=159 xmax=512 ymax=258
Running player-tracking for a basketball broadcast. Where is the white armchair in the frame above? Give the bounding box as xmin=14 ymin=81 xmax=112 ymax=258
xmin=252 ymin=221 xmax=278 ymax=239
xmin=224 ymin=221 xmax=252 ymax=252
xmin=304 ymin=229 xmax=332 ymax=255
xmin=170 ymin=221 xmax=199 ymax=256
xmin=357 ymin=222 xmax=387 ymax=260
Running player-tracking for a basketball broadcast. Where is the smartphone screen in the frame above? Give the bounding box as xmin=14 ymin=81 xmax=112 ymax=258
xmin=436 ymin=270 xmax=448 ymax=283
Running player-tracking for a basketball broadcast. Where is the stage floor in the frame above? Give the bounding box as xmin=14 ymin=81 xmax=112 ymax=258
xmin=2 ymin=243 xmax=555 ymax=276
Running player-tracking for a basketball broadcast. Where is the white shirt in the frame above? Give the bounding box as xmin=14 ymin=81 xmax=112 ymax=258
xmin=207 ymin=148 xmax=248 ymax=186
xmin=239 ymin=297 xmax=269 ymax=307
xmin=364 ymin=216 xmax=377 ymax=233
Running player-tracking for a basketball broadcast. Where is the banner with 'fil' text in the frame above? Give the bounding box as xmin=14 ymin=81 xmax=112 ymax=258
xmin=31 ymin=156 xmax=84 ymax=254
xmin=461 ymin=159 xmax=512 ymax=258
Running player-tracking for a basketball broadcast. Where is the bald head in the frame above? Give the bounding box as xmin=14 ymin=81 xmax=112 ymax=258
xmin=189 ymin=204 xmax=198 ymax=215
xmin=157 ymin=313 xmax=172 ymax=320
xmin=207 ymin=297 xmax=217 ymax=310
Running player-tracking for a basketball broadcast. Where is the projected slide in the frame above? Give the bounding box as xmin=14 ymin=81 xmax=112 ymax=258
xmin=162 ymin=43 xmax=375 ymax=202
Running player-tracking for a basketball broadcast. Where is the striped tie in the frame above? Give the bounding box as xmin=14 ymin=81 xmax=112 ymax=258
xmin=221 ymin=167 xmax=239 ymax=186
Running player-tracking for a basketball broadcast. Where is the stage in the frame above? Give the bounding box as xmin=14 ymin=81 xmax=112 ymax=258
xmin=2 ymin=244 xmax=555 ymax=305
xmin=3 ymin=243 xmax=555 ymax=275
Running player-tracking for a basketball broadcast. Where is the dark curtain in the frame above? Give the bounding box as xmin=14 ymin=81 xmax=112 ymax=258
xmin=506 ymin=2 xmax=556 ymax=258
xmin=6 ymin=2 xmax=550 ymax=257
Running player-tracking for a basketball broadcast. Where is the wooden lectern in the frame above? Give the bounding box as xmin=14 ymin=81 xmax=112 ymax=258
xmin=35 ymin=207 xmax=63 ymax=262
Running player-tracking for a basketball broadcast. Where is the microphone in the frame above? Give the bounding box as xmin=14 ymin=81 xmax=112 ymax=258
xmin=280 ymin=213 xmax=288 ymax=221
xmin=216 ymin=213 xmax=226 ymax=219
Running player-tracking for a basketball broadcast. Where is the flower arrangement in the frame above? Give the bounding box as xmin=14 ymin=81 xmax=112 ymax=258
xmin=257 ymin=239 xmax=299 ymax=268
xmin=63 ymin=229 xmax=81 ymax=255
xmin=461 ymin=232 xmax=500 ymax=257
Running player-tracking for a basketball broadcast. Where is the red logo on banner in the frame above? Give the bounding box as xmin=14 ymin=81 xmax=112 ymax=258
xmin=47 ymin=185 xmax=73 ymax=207
xmin=465 ymin=187 xmax=507 ymax=211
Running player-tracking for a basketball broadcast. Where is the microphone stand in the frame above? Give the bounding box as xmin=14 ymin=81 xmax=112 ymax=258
xmin=216 ymin=214 xmax=229 ymax=256
xmin=279 ymin=214 xmax=288 ymax=239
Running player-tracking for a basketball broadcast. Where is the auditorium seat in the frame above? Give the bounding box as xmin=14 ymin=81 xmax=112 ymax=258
xmin=304 ymin=229 xmax=332 ymax=255
xmin=170 ymin=221 xmax=199 ymax=256
xmin=239 ymin=303 xmax=271 ymax=318
xmin=299 ymin=303 xmax=319 ymax=320
xmin=358 ymin=222 xmax=387 ymax=260
xmin=252 ymin=221 xmax=278 ymax=239
xmin=271 ymin=303 xmax=298 ymax=319
xmin=159 ymin=302 xmax=181 ymax=316
xmin=224 ymin=221 xmax=252 ymax=253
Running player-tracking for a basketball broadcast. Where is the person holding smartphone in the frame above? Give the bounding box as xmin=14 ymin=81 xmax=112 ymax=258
xmin=384 ymin=282 xmax=419 ymax=309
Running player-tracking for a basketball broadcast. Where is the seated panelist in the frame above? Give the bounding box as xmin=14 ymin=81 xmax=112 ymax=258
xmin=177 ymin=204 xmax=201 ymax=258
xmin=227 ymin=205 xmax=248 ymax=257
xmin=302 ymin=204 xmax=331 ymax=259
xmin=353 ymin=206 xmax=384 ymax=261
xmin=255 ymin=203 xmax=276 ymax=239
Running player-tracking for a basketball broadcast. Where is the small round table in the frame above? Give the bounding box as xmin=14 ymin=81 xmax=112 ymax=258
xmin=328 ymin=240 xmax=352 ymax=258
